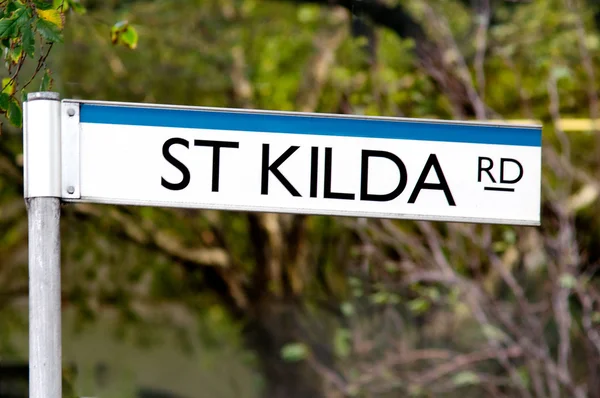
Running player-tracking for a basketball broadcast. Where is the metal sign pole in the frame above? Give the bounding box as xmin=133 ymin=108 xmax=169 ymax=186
xmin=24 ymin=92 xmax=62 ymax=398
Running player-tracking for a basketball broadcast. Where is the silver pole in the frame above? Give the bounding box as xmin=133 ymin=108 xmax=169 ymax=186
xmin=24 ymin=92 xmax=62 ymax=398
xmin=27 ymin=198 xmax=61 ymax=398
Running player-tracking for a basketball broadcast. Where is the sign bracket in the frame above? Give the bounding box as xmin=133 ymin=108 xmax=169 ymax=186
xmin=61 ymin=100 xmax=81 ymax=199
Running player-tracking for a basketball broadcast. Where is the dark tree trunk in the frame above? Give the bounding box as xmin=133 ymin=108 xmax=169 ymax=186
xmin=242 ymin=299 xmax=333 ymax=398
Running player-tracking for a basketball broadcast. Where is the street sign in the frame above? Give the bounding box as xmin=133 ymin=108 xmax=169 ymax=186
xmin=59 ymin=100 xmax=542 ymax=225
xmin=24 ymin=92 xmax=543 ymax=398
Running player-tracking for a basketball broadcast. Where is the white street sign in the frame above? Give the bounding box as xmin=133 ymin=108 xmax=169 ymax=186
xmin=59 ymin=100 xmax=542 ymax=225
xmin=24 ymin=92 xmax=543 ymax=398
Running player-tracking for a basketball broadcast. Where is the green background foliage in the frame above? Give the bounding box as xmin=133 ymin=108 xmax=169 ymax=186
xmin=1 ymin=0 xmax=600 ymax=397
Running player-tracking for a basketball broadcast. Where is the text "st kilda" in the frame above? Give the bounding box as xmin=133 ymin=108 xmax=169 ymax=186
xmin=160 ymin=138 xmax=456 ymax=206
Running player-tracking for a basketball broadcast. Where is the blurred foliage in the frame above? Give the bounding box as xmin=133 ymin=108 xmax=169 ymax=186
xmin=1 ymin=0 xmax=600 ymax=397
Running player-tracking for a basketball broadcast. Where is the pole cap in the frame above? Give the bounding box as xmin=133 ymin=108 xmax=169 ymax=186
xmin=27 ymin=92 xmax=60 ymax=102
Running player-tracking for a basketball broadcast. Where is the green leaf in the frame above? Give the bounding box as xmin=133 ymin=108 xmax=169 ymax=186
xmin=34 ymin=0 xmax=55 ymax=11
xmin=7 ymin=98 xmax=22 ymax=128
xmin=2 ymin=78 xmax=15 ymax=95
xmin=297 ymin=5 xmax=320 ymax=23
xmin=482 ymin=324 xmax=508 ymax=342
xmin=120 ymin=25 xmax=138 ymax=49
xmin=5 ymin=2 xmax=21 ymax=15
xmin=0 ymin=93 xmax=10 ymax=111
xmin=340 ymin=302 xmax=354 ymax=317
xmin=16 ymin=6 xmax=31 ymax=26
xmin=517 ymin=366 xmax=530 ymax=388
xmin=111 ymin=21 xmax=138 ymax=49
xmin=8 ymin=44 xmax=23 ymax=63
xmin=502 ymin=229 xmax=516 ymax=244
xmin=559 ymin=273 xmax=576 ymax=289
xmin=21 ymin=22 xmax=35 ymax=57
xmin=408 ymin=298 xmax=430 ymax=314
xmin=333 ymin=328 xmax=351 ymax=358
xmin=348 ymin=277 xmax=362 ymax=288
xmin=0 ymin=10 xmax=25 ymax=39
xmin=39 ymin=69 xmax=52 ymax=91
xmin=370 ymin=291 xmax=389 ymax=305
xmin=36 ymin=18 xmax=63 ymax=43
xmin=67 ymin=0 xmax=86 ymax=15
xmin=37 ymin=8 xmax=64 ymax=29
xmin=280 ymin=342 xmax=309 ymax=362
xmin=452 ymin=371 xmax=480 ymax=386
xmin=52 ymin=0 xmax=69 ymax=12
xmin=585 ymin=34 xmax=599 ymax=50
xmin=551 ymin=66 xmax=571 ymax=81
xmin=384 ymin=261 xmax=399 ymax=273
xmin=111 ymin=20 xmax=127 ymax=43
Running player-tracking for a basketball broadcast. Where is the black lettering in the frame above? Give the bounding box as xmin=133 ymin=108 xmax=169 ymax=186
xmin=324 ymin=147 xmax=355 ymax=200
xmin=478 ymin=156 xmax=496 ymax=183
xmin=161 ymin=138 xmax=190 ymax=191
xmin=194 ymin=140 xmax=239 ymax=192
xmin=261 ymin=144 xmax=301 ymax=196
xmin=500 ymin=158 xmax=523 ymax=184
xmin=360 ymin=150 xmax=407 ymax=201
xmin=408 ymin=154 xmax=456 ymax=206
xmin=310 ymin=146 xmax=319 ymax=198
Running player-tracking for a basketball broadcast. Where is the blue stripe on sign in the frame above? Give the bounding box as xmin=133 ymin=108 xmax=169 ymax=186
xmin=80 ymin=104 xmax=541 ymax=147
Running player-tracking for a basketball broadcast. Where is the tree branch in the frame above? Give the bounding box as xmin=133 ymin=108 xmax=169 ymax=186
xmin=274 ymin=0 xmax=479 ymax=117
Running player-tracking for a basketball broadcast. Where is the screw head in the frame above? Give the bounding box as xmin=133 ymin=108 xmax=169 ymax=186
xmin=67 ymin=186 xmax=75 ymax=194
xmin=67 ymin=108 xmax=76 ymax=117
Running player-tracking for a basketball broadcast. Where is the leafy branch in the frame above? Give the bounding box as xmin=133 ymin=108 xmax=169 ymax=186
xmin=0 ymin=0 xmax=70 ymax=128
xmin=0 ymin=0 xmax=138 ymax=129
